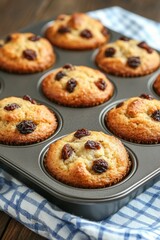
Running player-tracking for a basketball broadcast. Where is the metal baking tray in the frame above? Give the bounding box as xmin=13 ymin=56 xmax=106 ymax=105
xmin=0 ymin=19 xmax=160 ymax=221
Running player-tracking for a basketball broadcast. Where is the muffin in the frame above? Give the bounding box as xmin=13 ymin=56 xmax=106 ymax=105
xmin=0 ymin=32 xmax=56 ymax=73
xmin=45 ymin=12 xmax=109 ymax=50
xmin=106 ymin=94 xmax=160 ymax=143
xmin=45 ymin=129 xmax=131 ymax=188
xmin=0 ymin=95 xmax=58 ymax=145
xmin=41 ymin=64 xmax=114 ymax=107
xmin=153 ymin=74 xmax=160 ymax=96
xmin=95 ymin=37 xmax=160 ymax=77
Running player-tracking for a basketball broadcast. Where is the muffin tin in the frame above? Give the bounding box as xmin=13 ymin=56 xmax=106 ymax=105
xmin=0 ymin=19 xmax=160 ymax=221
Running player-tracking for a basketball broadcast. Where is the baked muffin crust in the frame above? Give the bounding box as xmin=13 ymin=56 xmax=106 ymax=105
xmin=0 ymin=96 xmax=58 ymax=145
xmin=106 ymin=94 xmax=160 ymax=143
xmin=41 ymin=64 xmax=114 ymax=107
xmin=45 ymin=13 xmax=109 ymax=50
xmin=0 ymin=33 xmax=55 ymax=73
xmin=95 ymin=38 xmax=160 ymax=77
xmin=45 ymin=129 xmax=130 ymax=188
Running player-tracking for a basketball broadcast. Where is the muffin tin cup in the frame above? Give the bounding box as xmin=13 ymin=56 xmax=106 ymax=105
xmin=0 ymin=19 xmax=160 ymax=221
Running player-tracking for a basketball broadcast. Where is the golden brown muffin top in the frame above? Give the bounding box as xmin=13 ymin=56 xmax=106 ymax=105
xmin=45 ymin=129 xmax=130 ymax=188
xmin=0 ymin=32 xmax=55 ymax=73
xmin=45 ymin=12 xmax=109 ymax=50
xmin=41 ymin=64 xmax=114 ymax=107
xmin=95 ymin=38 xmax=160 ymax=77
xmin=0 ymin=95 xmax=57 ymax=145
xmin=106 ymin=94 xmax=160 ymax=143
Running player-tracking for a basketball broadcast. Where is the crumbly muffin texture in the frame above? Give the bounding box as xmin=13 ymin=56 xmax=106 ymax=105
xmin=0 ymin=96 xmax=58 ymax=145
xmin=45 ymin=129 xmax=131 ymax=188
xmin=41 ymin=64 xmax=114 ymax=107
xmin=106 ymin=94 xmax=160 ymax=143
xmin=153 ymin=74 xmax=160 ymax=96
xmin=45 ymin=12 xmax=109 ymax=50
xmin=95 ymin=38 xmax=160 ymax=77
xmin=0 ymin=32 xmax=55 ymax=73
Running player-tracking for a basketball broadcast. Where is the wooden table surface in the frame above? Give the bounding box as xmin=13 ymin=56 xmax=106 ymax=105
xmin=0 ymin=0 xmax=159 ymax=239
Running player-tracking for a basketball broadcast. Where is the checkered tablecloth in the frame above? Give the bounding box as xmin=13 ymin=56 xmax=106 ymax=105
xmin=89 ymin=7 xmax=160 ymax=50
xmin=0 ymin=7 xmax=160 ymax=240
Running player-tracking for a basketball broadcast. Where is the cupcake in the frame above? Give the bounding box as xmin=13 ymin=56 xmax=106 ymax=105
xmin=95 ymin=37 xmax=160 ymax=77
xmin=45 ymin=129 xmax=131 ymax=188
xmin=0 ymin=95 xmax=58 ymax=145
xmin=106 ymin=94 xmax=160 ymax=143
xmin=41 ymin=64 xmax=114 ymax=107
xmin=45 ymin=12 xmax=109 ymax=50
xmin=0 ymin=33 xmax=55 ymax=73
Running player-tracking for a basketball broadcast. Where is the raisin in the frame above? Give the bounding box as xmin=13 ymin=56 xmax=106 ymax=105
xmin=66 ymin=78 xmax=77 ymax=93
xmin=74 ymin=128 xmax=91 ymax=139
xmin=116 ymin=102 xmax=124 ymax=108
xmin=84 ymin=140 xmax=101 ymax=150
xmin=104 ymin=47 xmax=116 ymax=57
xmin=16 ymin=120 xmax=36 ymax=134
xmin=62 ymin=144 xmax=73 ymax=160
xmin=151 ymin=110 xmax=160 ymax=121
xmin=55 ymin=71 xmax=66 ymax=80
xmin=95 ymin=78 xmax=107 ymax=91
xmin=23 ymin=95 xmax=36 ymax=104
xmin=127 ymin=57 xmax=140 ymax=68
xmin=5 ymin=35 xmax=12 ymax=43
xmin=80 ymin=29 xmax=93 ymax=39
xmin=63 ymin=64 xmax=74 ymax=70
xmin=58 ymin=26 xmax=71 ymax=34
xmin=119 ymin=36 xmax=131 ymax=41
xmin=0 ymin=44 xmax=3 ymax=48
xmin=4 ymin=103 xmax=20 ymax=111
xmin=101 ymin=27 xmax=108 ymax=37
xmin=28 ymin=35 xmax=41 ymax=41
xmin=137 ymin=41 xmax=153 ymax=54
xmin=92 ymin=159 xmax=108 ymax=173
xmin=139 ymin=93 xmax=154 ymax=100
xmin=23 ymin=49 xmax=37 ymax=60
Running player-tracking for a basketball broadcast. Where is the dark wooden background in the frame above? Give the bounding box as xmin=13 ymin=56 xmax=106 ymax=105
xmin=0 ymin=0 xmax=160 ymax=37
xmin=0 ymin=0 xmax=159 ymax=239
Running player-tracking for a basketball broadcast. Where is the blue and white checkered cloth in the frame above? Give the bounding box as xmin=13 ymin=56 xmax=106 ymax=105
xmin=89 ymin=7 xmax=160 ymax=50
xmin=0 ymin=7 xmax=160 ymax=240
